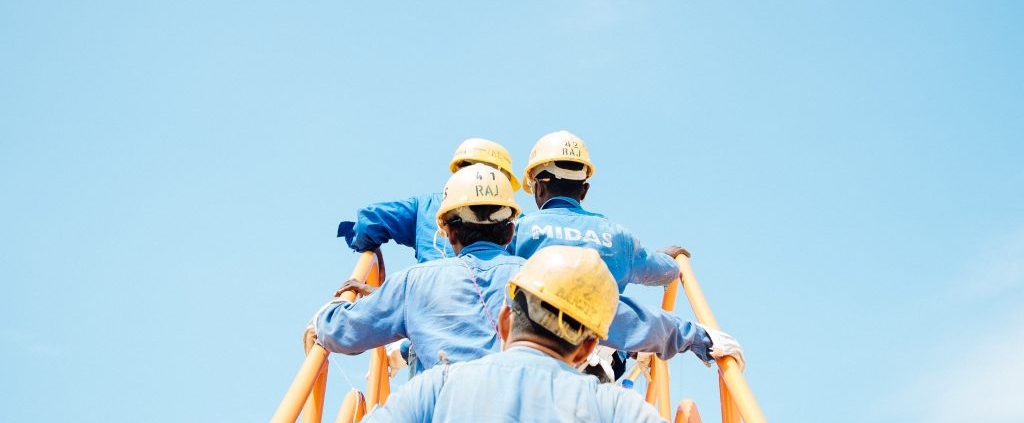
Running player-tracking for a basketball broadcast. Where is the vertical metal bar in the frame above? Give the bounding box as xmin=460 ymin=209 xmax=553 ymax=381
xmin=361 ymin=253 xmax=390 ymax=409
xmin=655 ymin=358 xmax=672 ymax=418
xmin=645 ymin=359 xmax=660 ymax=404
xmin=366 ymin=347 xmax=385 ymax=407
xmin=334 ymin=390 xmax=366 ymax=423
xmin=376 ymin=349 xmax=391 ymax=405
xmin=719 ymin=373 xmax=740 ymax=423
xmin=647 ymin=278 xmax=680 ymax=418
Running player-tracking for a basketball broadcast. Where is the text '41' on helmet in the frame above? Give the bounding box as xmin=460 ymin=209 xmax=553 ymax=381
xmin=449 ymin=138 xmax=521 ymax=192
xmin=436 ymin=163 xmax=521 ymax=233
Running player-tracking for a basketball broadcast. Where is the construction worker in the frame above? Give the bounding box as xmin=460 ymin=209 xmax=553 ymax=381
xmin=514 ymin=130 xmax=689 ymax=380
xmin=313 ymin=166 xmax=743 ymax=374
xmin=515 ymin=130 xmax=687 ymax=293
xmin=337 ymin=138 xmax=520 ymax=263
xmin=334 ymin=139 xmax=520 ymax=374
xmin=361 ymin=246 xmax=737 ymax=423
xmin=313 ymin=163 xmax=524 ymax=372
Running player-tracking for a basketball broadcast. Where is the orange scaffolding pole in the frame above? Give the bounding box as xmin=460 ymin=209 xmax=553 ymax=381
xmin=647 ymin=276 xmax=681 ymax=418
xmin=675 ymin=399 xmax=704 ymax=423
xmin=675 ymin=255 xmax=767 ymax=423
xmin=334 ymin=390 xmax=366 ymax=423
xmin=270 ymin=252 xmax=381 ymax=423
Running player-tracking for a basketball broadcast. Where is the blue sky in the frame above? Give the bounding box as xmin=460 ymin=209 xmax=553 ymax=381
xmin=2 ymin=1 xmax=1022 ymax=422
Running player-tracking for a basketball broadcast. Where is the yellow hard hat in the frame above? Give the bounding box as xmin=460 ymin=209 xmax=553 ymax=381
xmin=436 ymin=163 xmax=521 ymax=231
xmin=449 ymin=138 xmax=521 ymax=192
xmin=507 ymin=245 xmax=619 ymax=344
xmin=522 ymin=130 xmax=595 ymax=194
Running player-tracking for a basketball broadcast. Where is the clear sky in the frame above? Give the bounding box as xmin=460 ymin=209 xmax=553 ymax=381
xmin=2 ymin=1 xmax=1022 ymax=422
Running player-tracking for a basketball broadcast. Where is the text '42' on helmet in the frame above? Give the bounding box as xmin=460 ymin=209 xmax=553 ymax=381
xmin=522 ymin=130 xmax=595 ymax=194
xmin=435 ymin=163 xmax=521 ymax=231
xmin=507 ymin=245 xmax=619 ymax=345
xmin=449 ymin=138 xmax=521 ymax=192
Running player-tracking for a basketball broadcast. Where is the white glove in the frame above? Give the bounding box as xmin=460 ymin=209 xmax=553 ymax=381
xmin=578 ymin=345 xmax=617 ymax=382
xmin=634 ymin=352 xmax=654 ymax=370
xmin=699 ymin=324 xmax=745 ymax=371
xmin=385 ymin=339 xmax=410 ymax=377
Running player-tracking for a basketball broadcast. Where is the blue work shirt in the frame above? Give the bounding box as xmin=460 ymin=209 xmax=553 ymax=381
xmin=362 ymin=347 xmax=667 ymax=423
xmin=314 ymin=240 xmax=715 ymax=370
xmin=314 ymin=241 xmax=521 ymax=372
xmin=337 ymin=192 xmax=454 ymax=263
xmin=513 ymin=197 xmax=680 ymax=293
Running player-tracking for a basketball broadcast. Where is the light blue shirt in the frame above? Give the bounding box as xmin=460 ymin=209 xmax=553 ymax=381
xmin=315 ymin=241 xmax=519 ymax=372
xmin=514 ymin=197 xmax=680 ymax=293
xmin=315 ymin=242 xmax=715 ymax=372
xmin=362 ymin=347 xmax=668 ymax=423
xmin=337 ymin=192 xmax=454 ymax=263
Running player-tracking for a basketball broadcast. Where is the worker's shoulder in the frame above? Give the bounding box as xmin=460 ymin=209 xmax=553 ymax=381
xmin=445 ymin=348 xmax=563 ymax=376
xmin=403 ymin=256 xmax=464 ymax=272
xmin=399 ymin=253 xmax=521 ymax=274
xmin=520 ymin=207 xmax=608 ymax=223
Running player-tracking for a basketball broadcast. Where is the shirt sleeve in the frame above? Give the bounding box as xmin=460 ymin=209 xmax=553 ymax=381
xmin=619 ymin=227 xmax=680 ymax=287
xmin=602 ymin=295 xmax=714 ymax=362
xmin=314 ymin=269 xmax=411 ymax=355
xmin=340 ymin=196 xmax=421 ymax=252
xmin=361 ymin=366 xmax=443 ymax=423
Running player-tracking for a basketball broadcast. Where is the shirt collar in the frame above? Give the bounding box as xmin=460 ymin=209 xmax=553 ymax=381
xmin=540 ymin=196 xmax=582 ymax=210
xmin=458 ymin=241 xmax=507 ymax=256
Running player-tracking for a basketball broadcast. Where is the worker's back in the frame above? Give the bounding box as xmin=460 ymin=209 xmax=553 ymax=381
xmin=514 ymin=197 xmax=678 ymax=293
xmin=363 ymin=347 xmax=665 ymax=423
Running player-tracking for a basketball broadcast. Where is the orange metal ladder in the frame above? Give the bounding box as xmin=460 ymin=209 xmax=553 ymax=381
xmin=270 ymin=251 xmax=390 ymax=423
xmin=271 ymin=251 xmax=768 ymax=423
xmin=641 ymin=255 xmax=768 ymax=423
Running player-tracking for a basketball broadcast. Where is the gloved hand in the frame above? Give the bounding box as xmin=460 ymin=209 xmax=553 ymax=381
xmin=634 ymin=352 xmax=654 ymax=370
xmin=577 ymin=345 xmax=617 ymax=383
xmin=698 ymin=324 xmax=745 ymax=371
xmin=385 ymin=339 xmax=410 ymax=378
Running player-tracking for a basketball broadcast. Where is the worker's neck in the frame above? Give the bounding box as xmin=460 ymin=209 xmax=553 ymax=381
xmin=505 ymin=338 xmax=576 ymax=365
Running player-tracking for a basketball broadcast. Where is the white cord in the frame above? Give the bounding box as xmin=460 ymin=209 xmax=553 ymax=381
xmin=457 ymin=257 xmax=500 ymax=337
xmin=431 ymin=229 xmax=449 ymax=259
xmin=328 ymin=355 xmax=357 ymax=390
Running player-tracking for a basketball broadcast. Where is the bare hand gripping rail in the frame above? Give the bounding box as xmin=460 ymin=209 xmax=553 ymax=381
xmin=270 ymin=251 xmax=387 ymax=423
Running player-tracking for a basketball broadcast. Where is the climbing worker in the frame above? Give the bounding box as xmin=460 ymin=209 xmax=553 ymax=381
xmin=312 ymin=166 xmax=744 ymax=375
xmin=337 ymin=138 xmax=520 ymax=263
xmin=514 ymin=130 xmax=690 ymax=380
xmin=360 ymin=246 xmax=740 ymax=423
xmin=312 ymin=163 xmax=524 ymax=372
xmin=515 ymin=130 xmax=687 ymax=293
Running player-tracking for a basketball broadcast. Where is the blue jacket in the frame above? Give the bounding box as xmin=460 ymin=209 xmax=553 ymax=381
xmin=337 ymin=193 xmax=454 ymax=263
xmin=314 ymin=242 xmax=714 ymax=372
xmin=514 ymin=197 xmax=680 ymax=293
xmin=362 ymin=347 xmax=667 ymax=423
